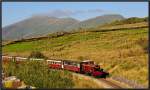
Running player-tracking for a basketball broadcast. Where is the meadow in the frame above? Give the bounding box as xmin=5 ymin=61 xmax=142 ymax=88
xmin=2 ymin=24 xmax=148 ymax=87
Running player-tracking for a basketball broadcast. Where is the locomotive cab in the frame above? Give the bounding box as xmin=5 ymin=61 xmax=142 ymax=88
xmin=94 ymin=65 xmax=100 ymax=71
xmin=80 ymin=60 xmax=95 ymax=74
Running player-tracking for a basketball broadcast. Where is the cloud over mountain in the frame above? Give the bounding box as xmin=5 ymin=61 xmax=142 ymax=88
xmin=36 ymin=9 xmax=115 ymax=17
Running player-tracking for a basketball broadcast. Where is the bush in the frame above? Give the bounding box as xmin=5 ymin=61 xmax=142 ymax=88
xmin=136 ymin=38 xmax=148 ymax=53
xmin=28 ymin=51 xmax=47 ymax=59
xmin=4 ymin=61 xmax=74 ymax=88
xmin=108 ymin=17 xmax=148 ymax=26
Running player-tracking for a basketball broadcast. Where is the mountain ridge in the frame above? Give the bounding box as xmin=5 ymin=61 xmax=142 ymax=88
xmin=2 ymin=14 xmax=124 ymax=40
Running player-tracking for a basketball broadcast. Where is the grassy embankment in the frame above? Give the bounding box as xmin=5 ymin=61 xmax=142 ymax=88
xmin=2 ymin=22 xmax=148 ymax=87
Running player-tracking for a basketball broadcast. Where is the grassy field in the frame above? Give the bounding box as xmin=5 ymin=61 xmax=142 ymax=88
xmin=72 ymin=73 xmax=104 ymax=88
xmin=2 ymin=26 xmax=148 ymax=87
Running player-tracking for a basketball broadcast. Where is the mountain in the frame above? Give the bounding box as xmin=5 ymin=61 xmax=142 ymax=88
xmin=2 ymin=14 xmax=124 ymax=41
xmin=66 ymin=14 xmax=124 ymax=30
xmin=2 ymin=16 xmax=79 ymax=40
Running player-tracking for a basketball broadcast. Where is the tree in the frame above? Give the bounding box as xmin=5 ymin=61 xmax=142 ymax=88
xmin=28 ymin=51 xmax=47 ymax=59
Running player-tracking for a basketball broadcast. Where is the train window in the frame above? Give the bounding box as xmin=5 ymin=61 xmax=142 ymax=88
xmin=48 ymin=61 xmax=53 ymax=64
xmin=65 ymin=62 xmax=69 ymax=65
xmin=84 ymin=62 xmax=88 ymax=64
xmin=65 ymin=62 xmax=67 ymax=65
xmin=58 ymin=61 xmax=62 ymax=64
xmin=75 ymin=63 xmax=78 ymax=66
xmin=94 ymin=65 xmax=100 ymax=71
xmin=89 ymin=61 xmax=94 ymax=64
xmin=94 ymin=67 xmax=100 ymax=71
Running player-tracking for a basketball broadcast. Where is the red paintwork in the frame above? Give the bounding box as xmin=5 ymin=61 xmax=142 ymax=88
xmin=82 ymin=64 xmax=94 ymax=73
xmin=92 ymin=71 xmax=104 ymax=77
xmin=48 ymin=64 xmax=62 ymax=69
xmin=64 ymin=65 xmax=80 ymax=72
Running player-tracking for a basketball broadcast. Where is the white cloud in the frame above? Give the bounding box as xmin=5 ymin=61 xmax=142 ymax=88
xmin=36 ymin=9 xmax=115 ymax=17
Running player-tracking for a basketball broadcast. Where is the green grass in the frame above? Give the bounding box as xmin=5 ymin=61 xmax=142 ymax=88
xmin=2 ymin=27 xmax=148 ymax=87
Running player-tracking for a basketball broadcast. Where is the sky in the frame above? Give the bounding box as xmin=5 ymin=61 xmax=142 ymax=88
xmin=2 ymin=2 xmax=148 ymax=27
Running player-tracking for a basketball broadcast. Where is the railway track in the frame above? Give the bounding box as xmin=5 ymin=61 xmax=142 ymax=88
xmin=99 ymin=78 xmax=122 ymax=88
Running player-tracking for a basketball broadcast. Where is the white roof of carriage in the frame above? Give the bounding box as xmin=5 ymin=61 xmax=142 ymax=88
xmin=47 ymin=60 xmax=62 ymax=62
xmin=82 ymin=60 xmax=93 ymax=62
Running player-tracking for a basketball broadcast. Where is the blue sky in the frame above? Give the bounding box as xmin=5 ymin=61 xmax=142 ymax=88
xmin=2 ymin=2 xmax=148 ymax=27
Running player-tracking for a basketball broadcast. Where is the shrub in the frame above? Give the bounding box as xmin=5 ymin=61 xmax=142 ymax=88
xmin=136 ymin=38 xmax=148 ymax=53
xmin=28 ymin=51 xmax=47 ymax=59
xmin=108 ymin=17 xmax=148 ymax=26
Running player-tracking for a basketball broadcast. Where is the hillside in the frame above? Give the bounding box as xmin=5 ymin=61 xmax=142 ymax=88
xmin=99 ymin=17 xmax=148 ymax=26
xmin=2 ymin=16 xmax=79 ymax=40
xmin=2 ymin=14 xmax=124 ymax=41
xmin=2 ymin=21 xmax=148 ymax=87
xmin=66 ymin=14 xmax=124 ymax=30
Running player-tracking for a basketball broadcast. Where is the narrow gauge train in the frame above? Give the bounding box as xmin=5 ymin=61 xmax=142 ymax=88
xmin=47 ymin=59 xmax=109 ymax=78
xmin=2 ymin=56 xmax=43 ymax=64
xmin=2 ymin=55 xmax=109 ymax=78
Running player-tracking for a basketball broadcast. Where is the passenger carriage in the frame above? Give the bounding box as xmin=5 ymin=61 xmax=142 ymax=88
xmin=47 ymin=60 xmax=62 ymax=69
xmin=15 ymin=57 xmax=27 ymax=64
xmin=63 ymin=60 xmax=80 ymax=73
